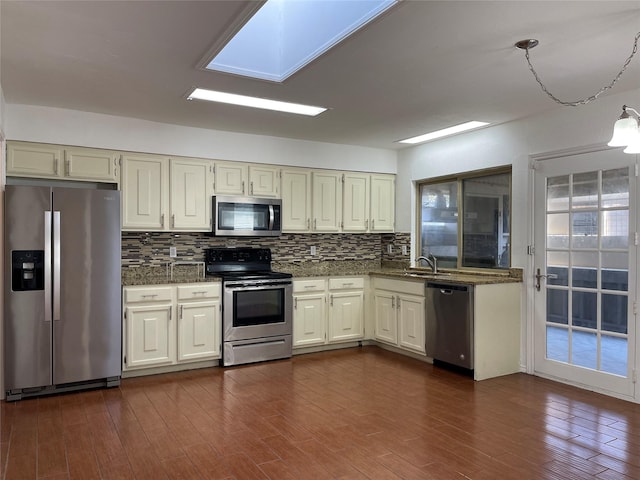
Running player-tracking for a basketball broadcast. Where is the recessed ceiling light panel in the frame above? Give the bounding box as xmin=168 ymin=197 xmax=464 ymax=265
xmin=187 ymin=88 xmax=327 ymax=116
xmin=398 ymin=121 xmax=490 ymax=144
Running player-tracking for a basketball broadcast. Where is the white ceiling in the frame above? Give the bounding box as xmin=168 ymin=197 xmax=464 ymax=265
xmin=2 ymin=1 xmax=639 ymax=150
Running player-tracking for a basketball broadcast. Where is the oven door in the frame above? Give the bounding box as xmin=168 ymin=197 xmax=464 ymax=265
xmin=223 ymin=281 xmax=292 ymax=341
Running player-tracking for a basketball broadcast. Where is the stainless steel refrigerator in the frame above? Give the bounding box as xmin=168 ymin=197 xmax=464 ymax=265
xmin=4 ymin=185 xmax=121 ymax=400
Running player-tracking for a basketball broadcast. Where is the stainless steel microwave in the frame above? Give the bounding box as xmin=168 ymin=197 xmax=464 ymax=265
xmin=211 ymin=196 xmax=282 ymax=236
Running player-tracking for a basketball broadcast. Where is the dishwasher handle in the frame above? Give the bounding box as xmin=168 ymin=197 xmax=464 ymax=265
xmin=426 ymin=282 xmax=471 ymax=293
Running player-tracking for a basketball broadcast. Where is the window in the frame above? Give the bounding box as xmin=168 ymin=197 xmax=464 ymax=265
xmin=417 ymin=168 xmax=511 ymax=270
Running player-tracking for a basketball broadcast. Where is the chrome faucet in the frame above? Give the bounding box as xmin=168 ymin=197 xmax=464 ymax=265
xmin=415 ymin=253 xmax=438 ymax=273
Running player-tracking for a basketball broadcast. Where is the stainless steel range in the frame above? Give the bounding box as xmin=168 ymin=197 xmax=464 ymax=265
xmin=205 ymin=248 xmax=293 ymax=367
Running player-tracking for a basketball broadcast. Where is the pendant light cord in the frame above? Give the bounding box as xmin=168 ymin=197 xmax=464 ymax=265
xmin=522 ymin=31 xmax=640 ymax=107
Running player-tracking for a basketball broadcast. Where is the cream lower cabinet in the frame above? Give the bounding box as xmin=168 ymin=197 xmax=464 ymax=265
xmin=373 ymin=278 xmax=426 ymax=355
xmin=328 ymin=278 xmax=364 ymax=342
xmin=293 ymin=277 xmax=365 ymax=348
xmin=123 ymin=282 xmax=221 ymax=373
xmin=293 ymin=279 xmax=327 ymax=347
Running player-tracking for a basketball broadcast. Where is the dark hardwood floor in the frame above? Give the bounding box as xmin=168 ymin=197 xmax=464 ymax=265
xmin=1 ymin=346 xmax=639 ymax=479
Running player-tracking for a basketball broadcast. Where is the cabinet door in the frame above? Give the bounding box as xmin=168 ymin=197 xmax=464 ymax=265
xmin=281 ymin=169 xmax=311 ymax=232
xmin=374 ymin=291 xmax=398 ymax=345
xmin=399 ymin=294 xmax=425 ymax=353
xmin=342 ymin=173 xmax=370 ymax=232
xmin=293 ymin=294 xmax=326 ymax=347
xmin=371 ymin=174 xmax=395 ymax=232
xmin=122 ymin=154 xmax=168 ymax=230
xmin=178 ymin=301 xmax=220 ymax=362
xmin=328 ymin=291 xmax=363 ymax=342
xmin=65 ymin=147 xmax=119 ymax=182
xmin=214 ymin=162 xmax=248 ymax=195
xmin=312 ymin=172 xmax=342 ymax=232
xmin=170 ymin=159 xmax=212 ymax=231
xmin=125 ymin=304 xmax=174 ymax=369
xmin=249 ymin=165 xmax=279 ymax=198
xmin=7 ymin=142 xmax=62 ymax=178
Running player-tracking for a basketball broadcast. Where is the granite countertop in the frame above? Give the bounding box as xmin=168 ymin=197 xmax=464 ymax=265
xmin=122 ymin=261 xmax=523 ymax=286
xmin=369 ymin=268 xmax=523 ymax=285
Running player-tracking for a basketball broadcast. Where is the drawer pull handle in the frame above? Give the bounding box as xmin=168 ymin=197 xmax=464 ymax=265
xmin=304 ymin=285 xmax=316 ymax=289
xmin=342 ymin=282 xmax=354 ymax=286
xmin=192 ymin=291 xmax=208 ymax=295
xmin=141 ymin=294 xmax=158 ymax=298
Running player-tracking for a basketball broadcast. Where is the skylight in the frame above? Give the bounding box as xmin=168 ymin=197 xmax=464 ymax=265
xmin=206 ymin=0 xmax=398 ymax=83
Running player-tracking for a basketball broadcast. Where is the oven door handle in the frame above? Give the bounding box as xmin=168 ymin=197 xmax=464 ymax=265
xmin=225 ymin=282 xmax=291 ymax=291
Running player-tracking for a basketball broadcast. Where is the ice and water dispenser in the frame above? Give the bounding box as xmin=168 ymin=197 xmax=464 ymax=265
xmin=11 ymin=250 xmax=45 ymax=291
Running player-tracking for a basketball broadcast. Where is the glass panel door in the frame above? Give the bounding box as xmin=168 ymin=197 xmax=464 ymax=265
xmin=533 ymin=149 xmax=636 ymax=399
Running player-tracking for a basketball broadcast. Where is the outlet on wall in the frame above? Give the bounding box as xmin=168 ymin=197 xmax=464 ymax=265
xmin=310 ymin=246 xmax=317 ymax=256
xmin=387 ymin=244 xmax=393 ymax=254
xmin=169 ymin=246 xmax=177 ymax=258
xmin=402 ymin=245 xmax=408 ymax=256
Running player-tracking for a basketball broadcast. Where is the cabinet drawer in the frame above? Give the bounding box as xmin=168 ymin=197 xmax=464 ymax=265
xmin=124 ymin=286 xmax=173 ymax=303
xmin=293 ymin=278 xmax=326 ymax=293
xmin=177 ymin=283 xmax=221 ymax=300
xmin=329 ymin=277 xmax=364 ymax=290
xmin=373 ymin=278 xmax=425 ymax=297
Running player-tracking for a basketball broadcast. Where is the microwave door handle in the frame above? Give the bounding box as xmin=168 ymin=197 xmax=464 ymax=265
xmin=269 ymin=205 xmax=275 ymax=231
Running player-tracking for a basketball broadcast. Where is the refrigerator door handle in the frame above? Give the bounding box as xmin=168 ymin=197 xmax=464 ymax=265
xmin=44 ymin=211 xmax=52 ymax=322
xmin=53 ymin=211 xmax=61 ymax=321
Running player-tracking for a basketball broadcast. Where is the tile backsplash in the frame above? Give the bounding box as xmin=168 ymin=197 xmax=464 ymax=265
xmin=122 ymin=232 xmax=411 ymax=267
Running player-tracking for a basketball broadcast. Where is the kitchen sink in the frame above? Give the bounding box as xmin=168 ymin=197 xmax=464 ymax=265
xmin=402 ymin=271 xmax=452 ymax=279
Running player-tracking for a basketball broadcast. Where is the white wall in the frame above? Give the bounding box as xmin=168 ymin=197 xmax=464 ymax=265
xmin=5 ymin=104 xmax=398 ymax=174
xmin=397 ymin=87 xmax=640 ymax=373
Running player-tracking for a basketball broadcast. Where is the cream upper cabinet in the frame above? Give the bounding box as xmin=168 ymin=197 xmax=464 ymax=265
xmin=281 ymin=168 xmax=312 ymax=232
xmin=7 ymin=141 xmax=119 ymax=183
xmin=64 ymin=147 xmax=119 ymax=182
xmin=214 ymin=162 xmax=248 ymax=195
xmin=169 ymin=158 xmax=213 ymax=231
xmin=7 ymin=142 xmax=62 ymax=178
xmin=248 ymin=165 xmax=279 ymax=198
xmin=342 ymin=172 xmax=370 ymax=232
xmin=370 ymin=174 xmax=395 ymax=232
xmin=121 ymin=154 xmax=169 ymax=231
xmin=312 ymin=171 xmax=342 ymax=232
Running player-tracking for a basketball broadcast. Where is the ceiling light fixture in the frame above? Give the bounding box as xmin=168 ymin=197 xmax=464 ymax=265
xmin=187 ymin=88 xmax=327 ymax=116
xmin=515 ymin=32 xmax=640 ymax=107
xmin=516 ymin=32 xmax=640 ymax=155
xmin=398 ymin=121 xmax=490 ymax=145
xmin=608 ymin=105 xmax=640 ymax=154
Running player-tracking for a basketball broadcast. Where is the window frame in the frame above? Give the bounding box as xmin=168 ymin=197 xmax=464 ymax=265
xmin=415 ymin=166 xmax=512 ymax=272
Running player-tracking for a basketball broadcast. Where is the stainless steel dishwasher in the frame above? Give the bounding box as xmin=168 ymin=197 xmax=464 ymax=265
xmin=425 ymin=282 xmax=474 ymax=370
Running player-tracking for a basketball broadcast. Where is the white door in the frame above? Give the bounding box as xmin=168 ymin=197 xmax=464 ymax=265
xmin=533 ymin=148 xmax=637 ymax=399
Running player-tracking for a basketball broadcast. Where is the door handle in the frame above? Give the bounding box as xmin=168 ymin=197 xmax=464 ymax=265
xmin=535 ymin=268 xmax=558 ymax=291
xmin=44 ymin=212 xmax=52 ymax=322
xmin=53 ymin=211 xmax=61 ymax=321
